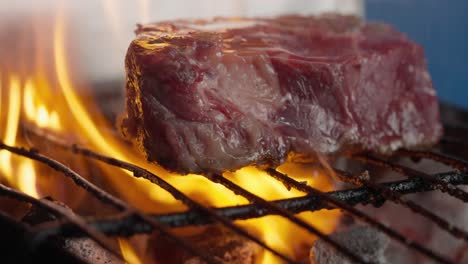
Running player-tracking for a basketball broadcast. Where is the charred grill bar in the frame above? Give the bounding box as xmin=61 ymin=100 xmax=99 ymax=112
xmin=31 ymin=170 xmax=468 ymax=235
xmin=265 ymin=168 xmax=455 ymax=264
xmin=0 ymin=104 xmax=467 ymax=264
xmin=0 ymin=143 xmax=221 ymax=264
xmin=334 ymin=169 xmax=468 ymax=242
xmin=71 ymin=145 xmax=299 ymax=263
xmin=352 ymin=154 xmax=468 ymax=202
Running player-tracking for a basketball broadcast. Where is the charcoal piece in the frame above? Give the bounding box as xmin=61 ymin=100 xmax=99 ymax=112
xmin=151 ymin=226 xmax=260 ymax=264
xmin=62 ymin=238 xmax=122 ymax=264
xmin=120 ymin=14 xmax=442 ymax=174
xmin=310 ymin=226 xmax=388 ymax=264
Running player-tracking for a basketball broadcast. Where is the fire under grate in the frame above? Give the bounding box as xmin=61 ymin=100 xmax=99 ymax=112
xmin=1 ymin=102 xmax=468 ymax=264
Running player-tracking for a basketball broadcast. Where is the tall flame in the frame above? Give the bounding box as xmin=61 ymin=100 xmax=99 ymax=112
xmin=0 ymin=75 xmax=41 ymax=198
xmin=23 ymin=78 xmax=62 ymax=131
xmin=0 ymin=4 xmax=342 ymax=263
xmin=1 ymin=76 xmax=21 ymax=178
xmin=54 ymin=11 xmax=121 ymax=159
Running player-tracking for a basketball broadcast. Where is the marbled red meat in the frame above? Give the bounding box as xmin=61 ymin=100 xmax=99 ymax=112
xmin=120 ymin=15 xmax=442 ymax=174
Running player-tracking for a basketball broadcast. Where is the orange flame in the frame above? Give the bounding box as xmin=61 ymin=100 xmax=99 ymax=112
xmin=118 ymin=238 xmax=143 ymax=264
xmin=23 ymin=78 xmax=62 ymax=131
xmin=0 ymin=4 xmax=342 ymax=263
xmin=0 ymin=76 xmax=21 ymax=179
xmin=0 ymin=75 xmax=40 ymax=198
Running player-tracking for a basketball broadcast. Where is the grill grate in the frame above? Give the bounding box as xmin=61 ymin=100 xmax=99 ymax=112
xmin=0 ymin=142 xmax=220 ymax=264
xmin=334 ymin=168 xmax=468 ymax=242
xmin=1 ymin=103 xmax=468 ymax=264
xmin=352 ymin=154 xmax=468 ymax=202
xmin=33 ymin=170 xmax=468 ymax=232
xmin=266 ymin=168 xmax=455 ymax=264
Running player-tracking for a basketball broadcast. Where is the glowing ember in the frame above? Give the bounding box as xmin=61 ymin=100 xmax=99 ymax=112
xmin=0 ymin=4 xmax=342 ymax=263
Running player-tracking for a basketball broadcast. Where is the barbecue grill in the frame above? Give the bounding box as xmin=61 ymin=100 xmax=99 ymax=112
xmin=0 ymin=78 xmax=467 ymax=264
xmin=1 ymin=1 xmax=467 ymax=264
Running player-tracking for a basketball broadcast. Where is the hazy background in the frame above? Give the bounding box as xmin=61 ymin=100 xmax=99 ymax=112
xmin=366 ymin=0 xmax=468 ymax=108
xmin=1 ymin=0 xmax=466 ymax=108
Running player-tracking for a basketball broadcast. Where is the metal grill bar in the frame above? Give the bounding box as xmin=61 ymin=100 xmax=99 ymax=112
xmin=334 ymin=169 xmax=468 ymax=242
xmin=0 ymin=142 xmax=220 ymax=264
xmin=0 ymin=142 xmax=126 ymax=210
xmin=353 ymin=154 xmax=468 ymax=202
xmin=0 ymin=212 xmax=79 ymax=263
xmin=71 ymin=144 xmax=299 ymax=264
xmin=30 ymin=171 xmax=468 ymax=237
xmin=205 ymin=173 xmax=368 ymax=264
xmin=396 ymin=149 xmax=468 ymax=170
xmin=3 ymin=140 xmax=468 ymax=262
xmin=266 ymin=169 xmax=454 ymax=264
xmin=0 ymin=183 xmax=123 ymax=261
xmin=1 ymin=103 xmax=467 ymax=263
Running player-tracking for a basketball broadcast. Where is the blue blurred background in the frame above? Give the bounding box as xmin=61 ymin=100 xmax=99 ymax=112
xmin=366 ymin=0 xmax=468 ymax=109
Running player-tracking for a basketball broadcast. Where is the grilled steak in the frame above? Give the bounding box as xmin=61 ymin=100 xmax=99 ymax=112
xmin=120 ymin=14 xmax=442 ymax=174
